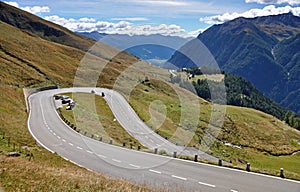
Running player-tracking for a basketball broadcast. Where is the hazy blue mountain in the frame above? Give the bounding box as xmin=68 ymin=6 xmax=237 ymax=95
xmin=79 ymin=32 xmax=191 ymax=67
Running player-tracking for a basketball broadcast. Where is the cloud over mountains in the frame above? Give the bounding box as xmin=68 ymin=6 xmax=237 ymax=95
xmin=200 ymin=5 xmax=300 ymax=24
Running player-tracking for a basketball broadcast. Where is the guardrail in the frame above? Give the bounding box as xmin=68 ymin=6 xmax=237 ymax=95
xmin=55 ymin=107 xmax=286 ymax=178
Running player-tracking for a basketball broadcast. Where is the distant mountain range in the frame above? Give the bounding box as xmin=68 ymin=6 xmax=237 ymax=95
xmin=168 ymin=13 xmax=300 ymax=114
xmin=79 ymin=31 xmax=191 ymax=67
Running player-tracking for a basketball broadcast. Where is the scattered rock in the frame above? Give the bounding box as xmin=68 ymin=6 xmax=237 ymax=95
xmin=6 ymin=152 xmax=20 ymax=157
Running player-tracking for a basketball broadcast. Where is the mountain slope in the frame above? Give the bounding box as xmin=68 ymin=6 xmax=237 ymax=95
xmin=188 ymin=73 xmax=288 ymax=119
xmin=0 ymin=2 xmax=95 ymax=51
xmin=1 ymin=2 xmax=300 ymax=189
xmin=80 ymin=32 xmax=190 ymax=67
xmin=168 ymin=13 xmax=300 ymax=113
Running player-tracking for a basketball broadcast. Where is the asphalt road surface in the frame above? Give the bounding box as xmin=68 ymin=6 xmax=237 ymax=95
xmin=27 ymin=88 xmax=300 ymax=192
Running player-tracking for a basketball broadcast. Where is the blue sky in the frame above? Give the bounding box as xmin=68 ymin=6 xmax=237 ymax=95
xmin=4 ymin=0 xmax=300 ymax=37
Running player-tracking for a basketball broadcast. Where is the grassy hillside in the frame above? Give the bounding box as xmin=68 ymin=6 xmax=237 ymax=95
xmin=1 ymin=2 xmax=300 ymax=191
xmin=128 ymin=79 xmax=300 ymax=179
xmin=0 ymin=6 xmax=166 ymax=191
xmin=59 ymin=92 xmax=145 ymax=148
xmin=0 ymin=2 xmax=95 ymax=52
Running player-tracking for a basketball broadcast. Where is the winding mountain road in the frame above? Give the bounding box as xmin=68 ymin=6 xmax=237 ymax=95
xmin=27 ymin=88 xmax=300 ymax=192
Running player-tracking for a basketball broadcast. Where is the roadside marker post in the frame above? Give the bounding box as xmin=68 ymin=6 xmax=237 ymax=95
xmin=280 ymin=168 xmax=285 ymax=178
xmin=194 ymin=155 xmax=198 ymax=162
xmin=218 ymin=159 xmax=222 ymax=166
xmin=246 ymin=163 xmax=251 ymax=172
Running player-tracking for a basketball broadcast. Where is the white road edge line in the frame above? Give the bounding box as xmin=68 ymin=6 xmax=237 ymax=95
xmin=26 ymin=95 xmax=55 ymax=154
xmin=149 ymin=169 xmax=161 ymax=174
xmin=198 ymin=181 xmax=216 ymax=188
xmin=171 ymin=175 xmax=187 ymax=181
xmin=86 ymin=150 xmax=93 ymax=154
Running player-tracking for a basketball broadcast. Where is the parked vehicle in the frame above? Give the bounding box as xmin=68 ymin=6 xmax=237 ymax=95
xmin=62 ymin=98 xmax=73 ymax=104
xmin=66 ymin=102 xmax=76 ymax=110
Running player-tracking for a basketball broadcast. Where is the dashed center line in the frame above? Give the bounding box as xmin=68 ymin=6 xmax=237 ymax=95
xmin=172 ymin=175 xmax=187 ymax=181
xmin=96 ymin=154 xmax=107 ymax=159
xmin=149 ymin=169 xmax=162 ymax=174
xmin=57 ymin=136 xmax=61 ymax=139
xmin=62 ymin=139 xmax=66 ymax=142
xmin=129 ymin=164 xmax=141 ymax=168
xmin=77 ymin=146 xmax=82 ymax=150
xmin=231 ymin=190 xmax=239 ymax=192
xmin=86 ymin=150 xmax=93 ymax=154
xmin=69 ymin=143 xmax=74 ymax=146
xmin=198 ymin=181 xmax=216 ymax=188
xmin=112 ymin=159 xmax=122 ymax=163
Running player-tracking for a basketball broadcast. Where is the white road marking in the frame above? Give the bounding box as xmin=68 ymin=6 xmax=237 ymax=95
xmin=62 ymin=139 xmax=66 ymax=142
xmin=96 ymin=154 xmax=107 ymax=159
xmin=171 ymin=175 xmax=187 ymax=181
xmin=231 ymin=190 xmax=239 ymax=192
xmin=69 ymin=143 xmax=74 ymax=146
xmin=53 ymin=132 xmax=56 ymax=136
xmin=150 ymin=139 xmax=154 ymax=143
xmin=77 ymin=146 xmax=82 ymax=150
xmin=198 ymin=181 xmax=216 ymax=188
xmin=49 ymin=130 xmax=53 ymax=133
xmin=129 ymin=164 xmax=141 ymax=168
xmin=149 ymin=169 xmax=161 ymax=174
xmin=112 ymin=159 xmax=122 ymax=163
xmin=86 ymin=150 xmax=93 ymax=154
xmin=57 ymin=136 xmax=61 ymax=139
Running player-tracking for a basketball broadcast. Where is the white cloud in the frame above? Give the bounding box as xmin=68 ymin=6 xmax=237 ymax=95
xmin=111 ymin=17 xmax=149 ymax=21
xmin=4 ymin=1 xmax=50 ymax=14
xmin=4 ymin=1 xmax=19 ymax=7
xmin=45 ymin=15 xmax=194 ymax=37
xmin=200 ymin=5 xmax=300 ymax=24
xmin=245 ymin=0 xmax=300 ymax=6
xmin=128 ymin=0 xmax=189 ymax=6
xmin=22 ymin=6 xmax=50 ymax=14
xmin=114 ymin=23 xmax=187 ymax=36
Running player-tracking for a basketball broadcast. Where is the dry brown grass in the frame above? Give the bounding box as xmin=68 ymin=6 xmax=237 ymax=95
xmin=0 ymin=154 xmax=164 ymax=192
xmin=1 ymin=5 xmax=300 ymax=190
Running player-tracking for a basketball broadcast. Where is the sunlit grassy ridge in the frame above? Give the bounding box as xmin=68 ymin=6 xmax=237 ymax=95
xmin=1 ymin=3 xmax=300 ymax=191
xmin=59 ymin=92 xmax=145 ymax=148
xmin=0 ymin=9 xmax=167 ymax=191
